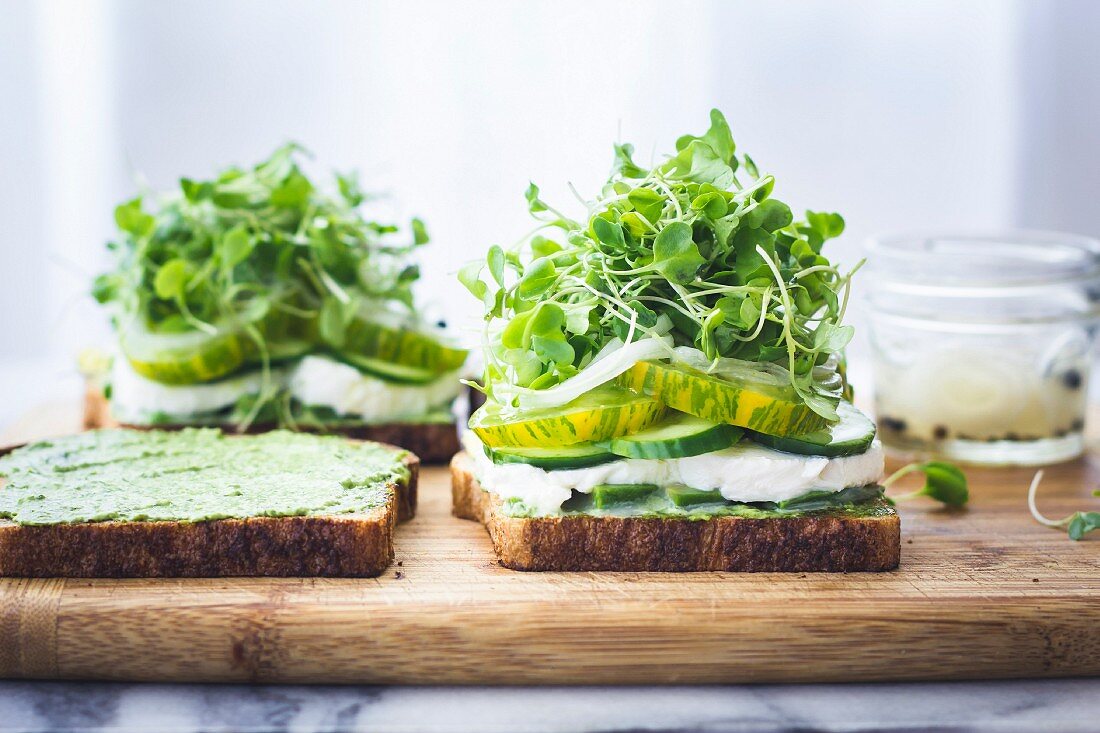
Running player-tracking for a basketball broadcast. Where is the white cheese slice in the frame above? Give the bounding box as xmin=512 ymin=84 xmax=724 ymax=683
xmin=462 ymin=431 xmax=885 ymax=516
xmin=288 ymin=355 xmax=461 ymax=422
xmin=110 ymin=357 xmax=283 ymax=423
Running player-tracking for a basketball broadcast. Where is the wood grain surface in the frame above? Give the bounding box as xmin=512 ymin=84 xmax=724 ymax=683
xmin=0 ymin=402 xmax=1097 ymax=684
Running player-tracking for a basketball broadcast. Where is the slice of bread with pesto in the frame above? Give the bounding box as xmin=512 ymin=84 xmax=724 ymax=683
xmin=0 ymin=428 xmax=417 ymax=578
xmin=451 ymin=110 xmax=899 ymax=572
xmin=452 ymin=451 xmax=898 ymax=572
xmin=88 ymin=146 xmax=468 ymax=463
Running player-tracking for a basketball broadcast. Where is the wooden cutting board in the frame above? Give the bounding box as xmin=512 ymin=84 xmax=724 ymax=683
xmin=0 ymin=403 xmax=1097 ymax=684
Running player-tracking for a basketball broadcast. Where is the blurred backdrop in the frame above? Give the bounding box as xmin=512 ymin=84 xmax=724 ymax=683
xmin=1 ymin=0 xmax=1098 ymax=427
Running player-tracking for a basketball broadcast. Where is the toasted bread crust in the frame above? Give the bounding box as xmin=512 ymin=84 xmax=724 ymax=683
xmin=305 ymin=422 xmax=458 ymax=466
xmin=84 ymin=387 xmax=460 ymax=465
xmin=451 ymin=452 xmax=900 ymax=572
xmin=0 ymin=511 xmax=393 ymax=578
xmin=0 ymin=447 xmax=419 ymax=578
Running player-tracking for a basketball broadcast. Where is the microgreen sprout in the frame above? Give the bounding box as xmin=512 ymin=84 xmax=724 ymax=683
xmin=882 ymin=461 xmax=970 ymax=507
xmin=95 ymin=144 xmax=428 ymax=428
xmin=96 ymin=144 xmax=425 ymax=332
xmin=459 ymin=110 xmax=857 ymax=415
xmin=1027 ymin=470 xmax=1100 ymax=540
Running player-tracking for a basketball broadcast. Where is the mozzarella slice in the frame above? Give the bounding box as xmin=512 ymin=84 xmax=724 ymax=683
xmin=110 ymin=357 xmax=282 ymax=423
xmin=288 ymin=355 xmax=461 ymax=423
xmin=462 ymin=431 xmax=885 ymax=516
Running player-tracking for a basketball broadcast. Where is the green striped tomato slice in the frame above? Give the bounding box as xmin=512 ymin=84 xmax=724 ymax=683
xmin=337 ymin=316 xmax=468 ymax=374
xmin=121 ymin=325 xmax=248 ymax=385
xmin=469 ymin=384 xmax=666 ymax=448
xmin=618 ymin=360 xmax=828 ymax=437
xmin=122 ymin=305 xmax=315 ymax=385
xmin=245 ymin=307 xmax=316 ymax=363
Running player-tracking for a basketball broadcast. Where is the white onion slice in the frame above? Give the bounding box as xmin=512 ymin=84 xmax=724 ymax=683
xmin=498 ymin=335 xmax=674 ymax=410
xmin=671 ymin=346 xmax=788 ymax=387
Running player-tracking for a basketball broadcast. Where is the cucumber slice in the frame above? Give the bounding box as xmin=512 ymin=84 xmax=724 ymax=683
xmin=748 ymin=401 xmax=875 ymax=457
xmin=774 ymin=484 xmax=884 ymax=512
xmin=335 ymin=353 xmax=441 ymax=385
xmin=602 ymin=413 xmax=742 ymax=460
xmin=486 ymin=442 xmax=617 ymax=470
xmin=666 ymin=485 xmax=726 ymax=507
xmin=469 ymin=384 xmax=666 ymax=448
xmin=591 ymin=483 xmax=658 ymax=508
xmin=618 ymin=360 xmax=829 ymax=437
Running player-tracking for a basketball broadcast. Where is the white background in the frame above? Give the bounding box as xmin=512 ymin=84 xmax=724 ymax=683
xmin=1 ymin=0 xmax=1098 ymax=428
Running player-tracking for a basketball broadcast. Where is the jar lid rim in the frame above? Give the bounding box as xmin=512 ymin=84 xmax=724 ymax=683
xmin=865 ymin=229 xmax=1100 ymax=287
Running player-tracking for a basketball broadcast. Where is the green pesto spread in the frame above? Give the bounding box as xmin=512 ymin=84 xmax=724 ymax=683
xmin=0 ymin=428 xmax=409 ymax=525
xmin=129 ymin=397 xmax=454 ymax=429
xmin=500 ymin=484 xmax=890 ymax=520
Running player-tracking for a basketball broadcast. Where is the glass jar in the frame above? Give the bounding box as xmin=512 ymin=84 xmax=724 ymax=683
xmin=864 ymin=231 xmax=1100 ymax=466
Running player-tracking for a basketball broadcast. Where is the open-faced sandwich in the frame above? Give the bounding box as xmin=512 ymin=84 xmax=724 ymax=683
xmin=87 ymin=145 xmax=468 ymax=462
xmin=453 ymin=110 xmax=898 ymax=572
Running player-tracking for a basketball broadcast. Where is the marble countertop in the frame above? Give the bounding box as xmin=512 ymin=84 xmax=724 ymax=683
xmin=0 ymin=679 xmax=1096 ymax=733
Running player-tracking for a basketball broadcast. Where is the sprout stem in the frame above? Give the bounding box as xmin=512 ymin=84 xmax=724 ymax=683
xmin=881 ymin=463 xmax=919 ymax=490
xmin=1026 ymin=470 xmax=1067 ymax=527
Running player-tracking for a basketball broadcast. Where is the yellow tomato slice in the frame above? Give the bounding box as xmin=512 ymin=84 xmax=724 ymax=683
xmin=470 ymin=384 xmax=666 ymax=448
xmin=618 ymin=360 xmax=828 ymax=437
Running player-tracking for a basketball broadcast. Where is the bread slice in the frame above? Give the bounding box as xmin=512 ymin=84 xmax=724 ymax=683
xmin=0 ymin=442 xmax=418 ymax=578
xmin=451 ymin=452 xmax=900 ymax=572
xmin=83 ymin=384 xmax=460 ymax=464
